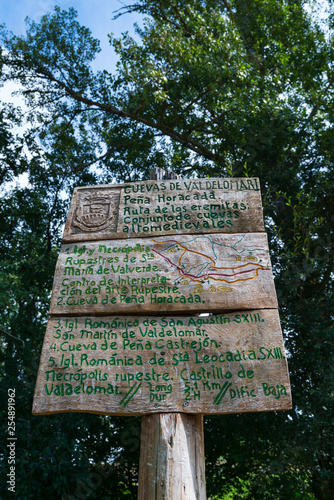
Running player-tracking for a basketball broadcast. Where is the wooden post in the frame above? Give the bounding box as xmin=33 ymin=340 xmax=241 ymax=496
xmin=150 ymin=167 xmax=180 ymax=180
xmin=138 ymin=169 xmax=207 ymax=500
xmin=138 ymin=413 xmax=206 ymax=500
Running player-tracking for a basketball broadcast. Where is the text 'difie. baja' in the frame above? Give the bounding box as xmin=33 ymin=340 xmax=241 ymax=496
xmin=32 ymin=309 xmax=292 ymax=415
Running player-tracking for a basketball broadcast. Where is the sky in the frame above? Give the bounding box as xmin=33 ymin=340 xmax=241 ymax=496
xmin=0 ymin=0 xmax=143 ymax=191
xmin=0 ymin=0 xmax=143 ymax=72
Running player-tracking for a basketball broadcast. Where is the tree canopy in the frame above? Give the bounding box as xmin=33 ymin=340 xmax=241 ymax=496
xmin=0 ymin=1 xmax=333 ymax=498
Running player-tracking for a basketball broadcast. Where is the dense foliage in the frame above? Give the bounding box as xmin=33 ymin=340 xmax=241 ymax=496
xmin=1 ymin=1 xmax=333 ymax=498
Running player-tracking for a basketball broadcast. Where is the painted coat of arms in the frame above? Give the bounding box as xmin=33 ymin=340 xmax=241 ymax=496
xmin=73 ymin=193 xmax=117 ymax=232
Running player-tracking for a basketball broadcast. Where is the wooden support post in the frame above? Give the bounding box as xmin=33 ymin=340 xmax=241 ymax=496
xmin=150 ymin=167 xmax=180 ymax=180
xmin=138 ymin=170 xmax=206 ymax=500
xmin=138 ymin=413 xmax=206 ymax=500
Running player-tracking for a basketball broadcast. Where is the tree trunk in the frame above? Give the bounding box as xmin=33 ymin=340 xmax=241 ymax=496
xmin=138 ymin=413 xmax=206 ymax=500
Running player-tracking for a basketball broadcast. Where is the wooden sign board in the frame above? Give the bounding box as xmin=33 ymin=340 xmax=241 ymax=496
xmin=50 ymin=232 xmax=278 ymax=315
xmin=32 ymin=309 xmax=291 ymax=415
xmin=33 ymin=177 xmax=291 ymax=417
xmin=63 ymin=178 xmax=264 ymax=242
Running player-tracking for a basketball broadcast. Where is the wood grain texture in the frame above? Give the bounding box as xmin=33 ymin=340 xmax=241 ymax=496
xmin=32 ymin=309 xmax=292 ymax=415
xmin=50 ymin=232 xmax=277 ymax=315
xmin=62 ymin=178 xmax=264 ymax=242
xmin=138 ymin=413 xmax=206 ymax=500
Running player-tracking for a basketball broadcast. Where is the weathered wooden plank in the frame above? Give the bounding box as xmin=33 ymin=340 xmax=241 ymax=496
xmin=50 ymin=232 xmax=277 ymax=315
xmin=62 ymin=178 xmax=264 ymax=242
xmin=138 ymin=413 xmax=206 ymax=500
xmin=32 ymin=309 xmax=292 ymax=415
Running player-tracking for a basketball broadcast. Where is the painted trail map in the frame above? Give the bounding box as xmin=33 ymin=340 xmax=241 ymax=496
xmin=152 ymin=234 xmax=270 ymax=286
xmin=50 ymin=232 xmax=278 ymax=315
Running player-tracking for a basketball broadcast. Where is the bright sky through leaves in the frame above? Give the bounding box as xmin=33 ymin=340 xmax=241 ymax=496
xmin=0 ymin=0 xmax=142 ymax=191
xmin=0 ymin=0 xmax=142 ymax=71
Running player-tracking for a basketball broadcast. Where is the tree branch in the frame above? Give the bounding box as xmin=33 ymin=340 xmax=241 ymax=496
xmin=15 ymin=61 xmax=222 ymax=163
xmin=306 ymin=76 xmax=334 ymax=122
